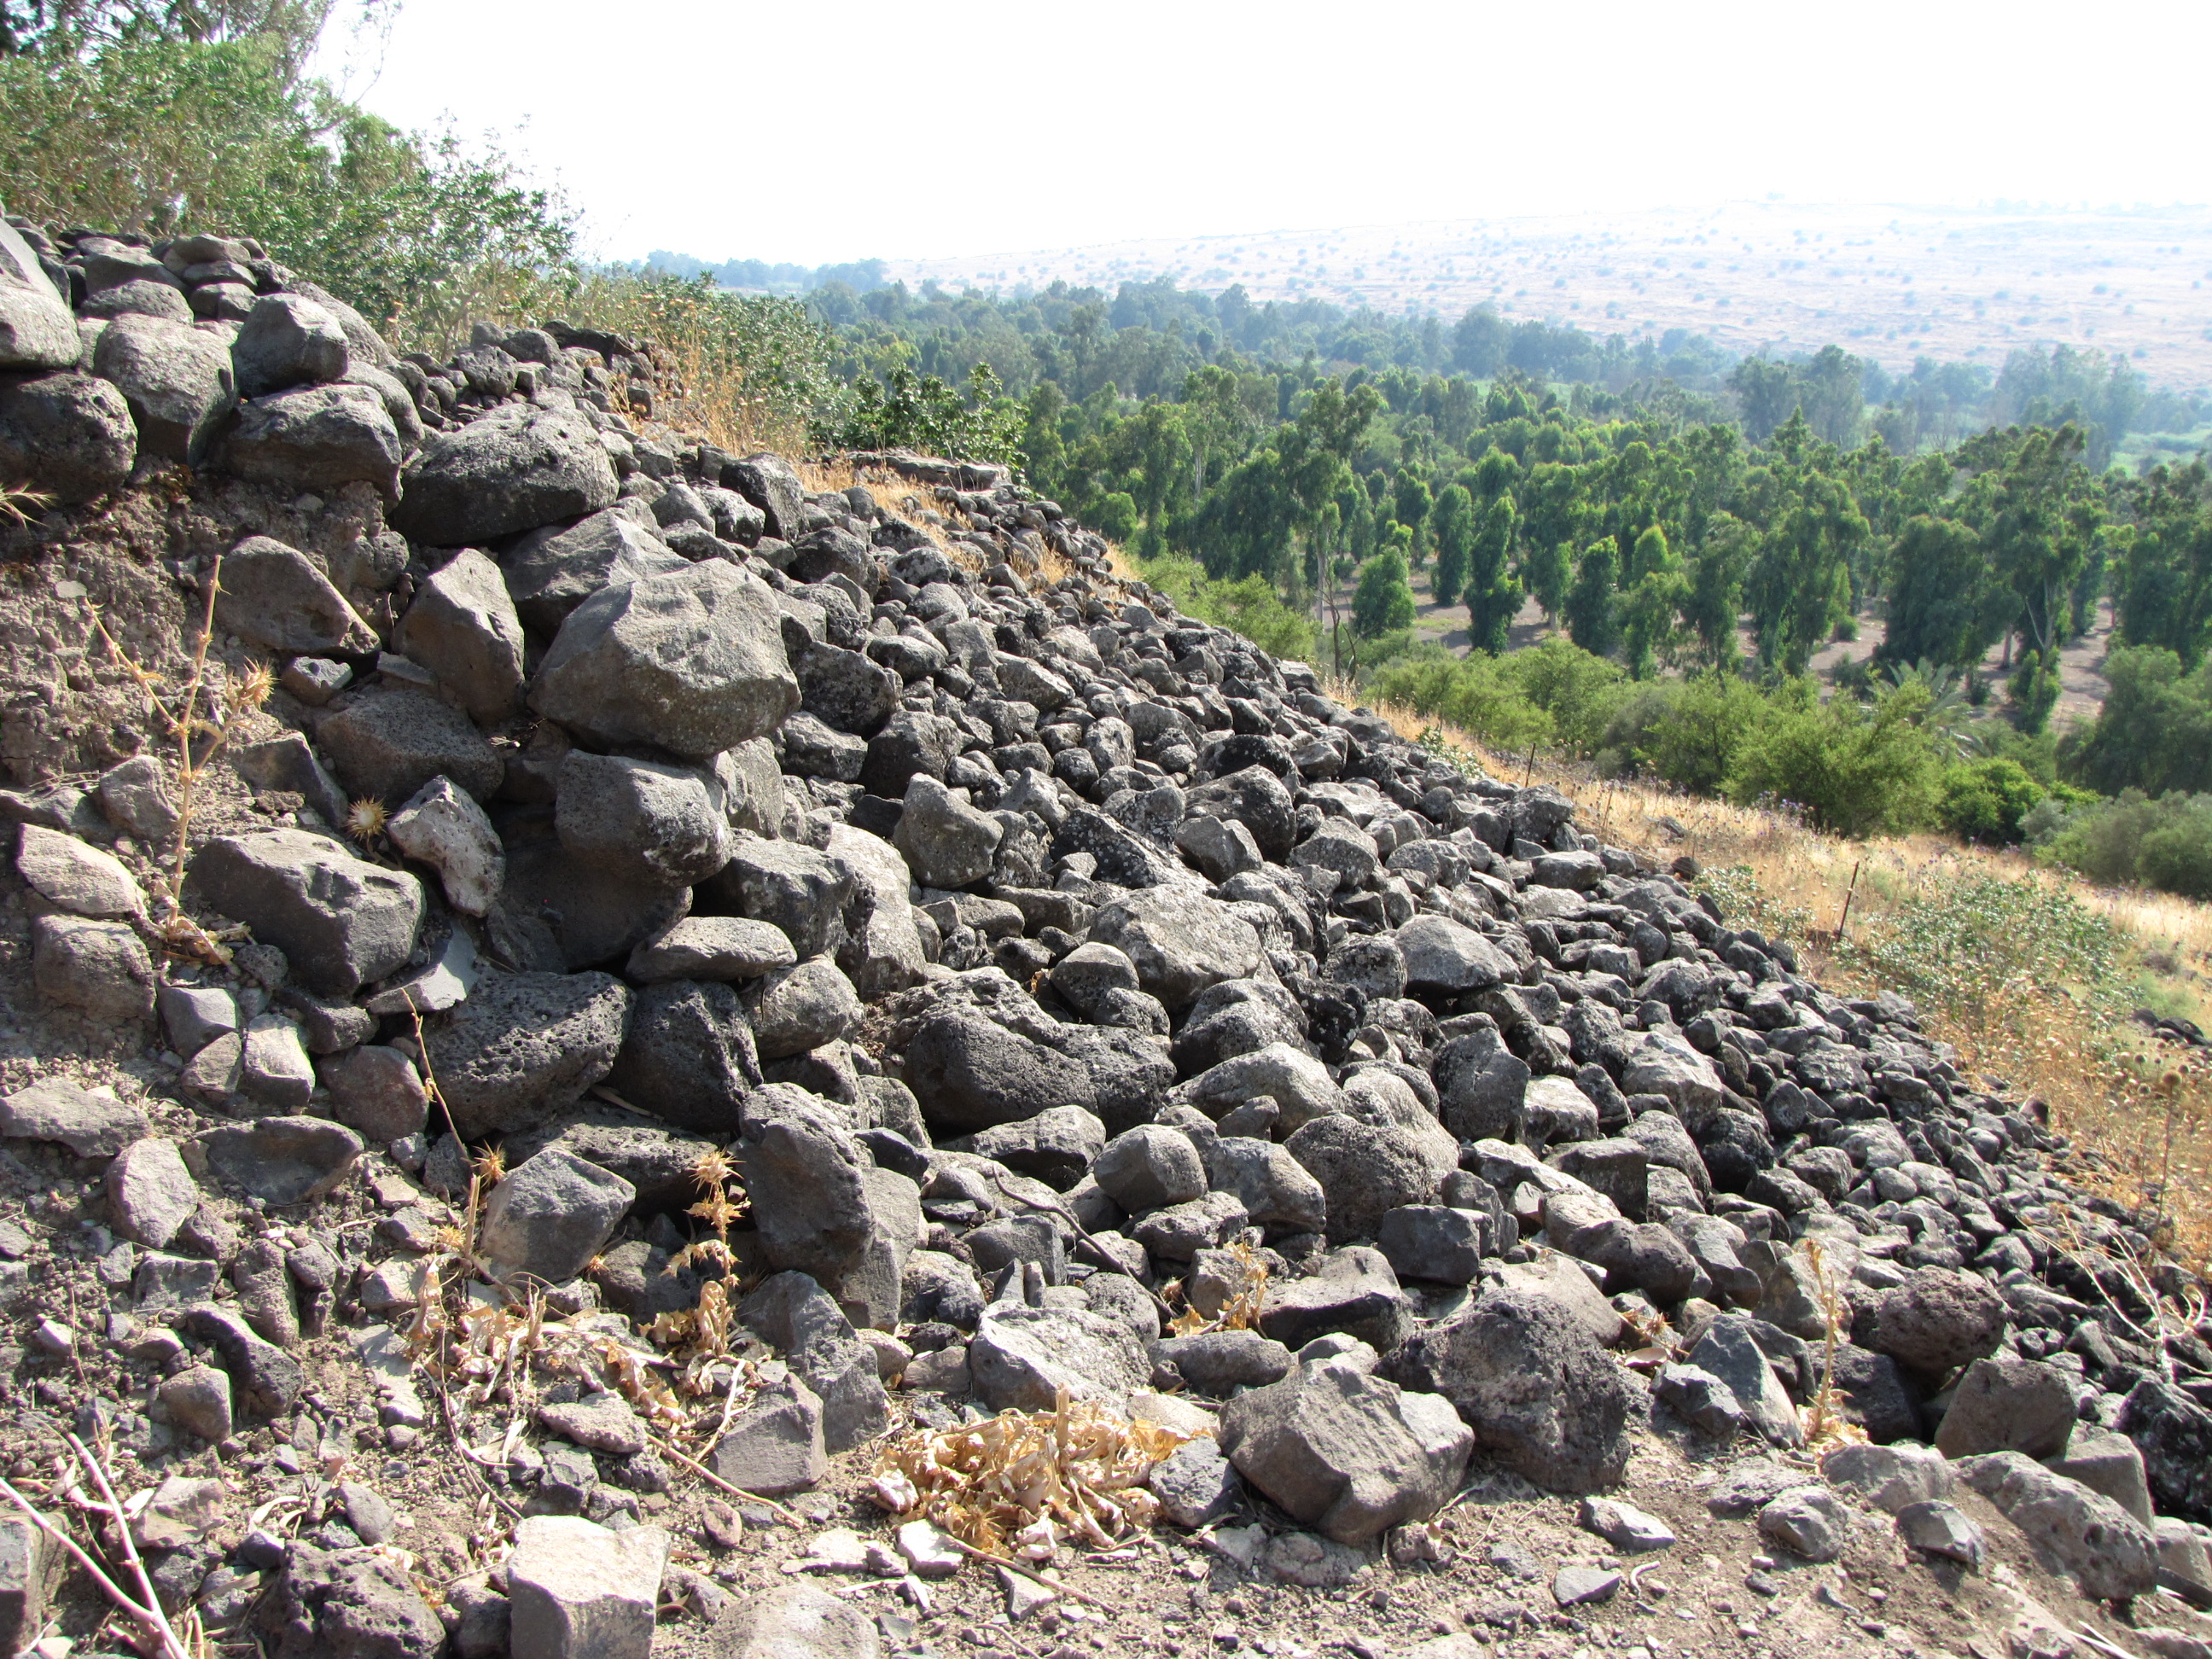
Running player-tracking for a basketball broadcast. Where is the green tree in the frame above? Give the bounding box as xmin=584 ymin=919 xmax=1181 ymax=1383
xmin=1939 ymin=758 xmax=2046 ymax=845
xmin=1728 ymin=681 xmax=1945 ymax=836
xmin=2112 ymin=461 xmax=2212 ymax=667
xmin=1619 ymin=524 xmax=1684 ymax=679
xmin=1682 ymin=513 xmax=1754 ymax=666
xmin=1464 ymin=494 xmax=1522 ymax=654
xmin=1565 ymin=538 xmax=1621 ymax=657
xmin=2064 ymin=645 xmax=2212 ymax=797
xmin=1880 ymin=515 xmax=2003 ymax=670
xmin=1352 ymin=550 xmax=1416 ymax=638
xmin=1522 ymin=540 xmax=1572 ymax=626
xmin=1430 ymin=483 xmax=1475 ymax=608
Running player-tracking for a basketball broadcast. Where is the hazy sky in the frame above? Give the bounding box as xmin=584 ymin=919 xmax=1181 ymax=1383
xmin=323 ymin=0 xmax=2212 ymax=268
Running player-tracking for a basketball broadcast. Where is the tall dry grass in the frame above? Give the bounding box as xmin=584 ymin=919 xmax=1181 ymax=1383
xmin=1342 ymin=684 xmax=2212 ymax=1272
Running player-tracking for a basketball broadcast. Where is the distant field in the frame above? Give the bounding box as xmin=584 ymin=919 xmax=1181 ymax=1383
xmin=888 ymin=201 xmax=2212 ymax=393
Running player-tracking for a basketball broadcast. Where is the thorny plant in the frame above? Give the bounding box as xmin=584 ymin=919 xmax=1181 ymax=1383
xmin=871 ymin=1386 xmax=1190 ymax=1557
xmin=2029 ymin=1208 xmax=2210 ymax=1385
xmin=0 ymin=481 xmax=55 ymax=528
xmin=649 ymin=1150 xmax=750 ymax=1391
xmin=1163 ymin=1238 xmax=1268 ymax=1336
xmin=1800 ymin=1240 xmax=1866 ymax=1451
xmin=84 ymin=551 xmax=273 ymax=963
xmin=0 ymin=1431 xmax=203 ymax=1659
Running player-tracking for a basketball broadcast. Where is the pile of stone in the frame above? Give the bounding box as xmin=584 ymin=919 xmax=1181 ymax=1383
xmin=3 ymin=211 xmax=2212 ymax=1657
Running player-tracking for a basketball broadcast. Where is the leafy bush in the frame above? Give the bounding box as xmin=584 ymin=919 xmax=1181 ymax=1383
xmin=1139 ymin=555 xmax=1317 ymax=662
xmin=2033 ymin=789 xmax=2212 ymax=899
xmin=1370 ymin=649 xmax=1554 ymax=755
xmin=1602 ymin=669 xmax=1778 ymax=795
xmin=2063 ymin=646 xmax=2212 ymax=797
xmin=0 ymin=31 xmax=573 ymax=327
xmin=1938 ymin=757 xmax=2047 ymax=845
xmin=813 ymin=362 xmax=1024 ymax=468
xmin=1726 ymin=681 xmax=1945 ymax=836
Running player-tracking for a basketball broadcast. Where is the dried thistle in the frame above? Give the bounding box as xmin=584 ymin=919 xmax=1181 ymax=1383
xmin=346 ymin=798 xmax=391 ymax=843
xmin=0 ymin=482 xmax=55 ymax=528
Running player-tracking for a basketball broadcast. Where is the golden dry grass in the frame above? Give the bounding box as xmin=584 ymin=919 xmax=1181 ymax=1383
xmin=1343 ymin=683 xmax=2212 ymax=1272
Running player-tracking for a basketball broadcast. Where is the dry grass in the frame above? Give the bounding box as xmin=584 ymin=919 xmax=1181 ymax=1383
xmin=1343 ymin=684 xmax=2212 ymax=1272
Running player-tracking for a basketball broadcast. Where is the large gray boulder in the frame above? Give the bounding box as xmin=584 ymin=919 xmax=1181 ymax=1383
xmin=899 ymin=1004 xmax=1097 ymax=1132
xmin=531 ymin=562 xmax=798 ymax=760
xmin=824 ymin=824 xmax=927 ymax=1000
xmin=1219 ymin=1345 xmax=1473 ymax=1545
xmin=397 ymin=549 xmax=526 ymax=724
xmin=703 ymin=1585 xmax=878 ymax=1659
xmin=502 ymin=509 xmax=686 ymax=635
xmin=968 ymin=1303 xmax=1150 ymax=1412
xmin=1866 ymin=1266 xmax=2008 ymax=1377
xmin=0 ymin=224 xmax=79 ymax=370
xmin=188 ymin=830 xmax=422 ymax=996
xmin=0 ymin=371 xmax=136 ymax=502
xmin=891 ymin=776 xmax=1000 ymax=889
xmin=708 ymin=837 xmax=853 ymax=959
xmin=556 ymin=751 xmax=729 ymax=888
xmin=230 ymin=293 xmax=349 ymax=398
xmin=224 ymin=382 xmax=405 ymax=496
xmin=91 ymin=313 xmax=235 ymax=463
xmin=212 ymin=537 xmax=378 ymax=656
xmin=391 ymin=402 xmax=619 ymax=544
xmin=1284 ymin=1115 xmax=1440 ymax=1244
xmin=1088 ymin=888 xmax=1263 ymax=1013
xmin=1956 ymin=1452 xmax=2158 ymax=1601
xmin=318 ymin=686 xmax=504 ymax=803
xmin=1387 ymin=1287 xmax=1636 ymax=1493
xmin=480 ymin=1148 xmax=635 ymax=1285
xmin=602 ymin=980 xmax=757 ymax=1133
xmin=421 ymin=971 xmax=632 ymax=1139
xmin=1396 ymin=916 xmax=1514 ymax=993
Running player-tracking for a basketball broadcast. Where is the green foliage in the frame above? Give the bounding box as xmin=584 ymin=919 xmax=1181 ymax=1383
xmin=1370 ymin=649 xmax=1555 ymax=754
xmin=1603 ymin=669 xmax=1777 ymax=795
xmin=2064 ymin=645 xmax=2212 ymax=797
xmin=1138 ymin=554 xmax=1318 ymax=662
xmin=1726 ymin=681 xmax=1945 ymax=836
xmin=1939 ymin=757 xmax=2047 ymax=844
xmin=1353 ymin=549 xmax=1417 ymax=638
xmin=1464 ymin=494 xmax=1522 ymax=654
xmin=2032 ymin=789 xmax=2212 ymax=899
xmin=0 ymin=27 xmax=574 ymax=328
xmin=814 ymin=361 xmax=1024 ymax=467
xmin=1565 ymin=538 xmax=1620 ymax=656
xmin=1429 ymin=482 xmax=1473 ymax=608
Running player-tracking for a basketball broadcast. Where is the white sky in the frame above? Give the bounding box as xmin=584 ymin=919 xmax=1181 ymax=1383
xmin=322 ymin=0 xmax=2212 ymax=269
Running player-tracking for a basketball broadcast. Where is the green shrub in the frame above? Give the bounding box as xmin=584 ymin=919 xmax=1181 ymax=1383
xmin=2064 ymin=645 xmax=2212 ymax=797
xmin=1608 ymin=669 xmax=1778 ymax=795
xmin=2036 ymin=789 xmax=2212 ymax=898
xmin=1371 ymin=649 xmax=1554 ymax=755
xmin=1938 ymin=757 xmax=2047 ymax=845
xmin=1140 ymin=556 xmax=1318 ymax=662
xmin=1505 ymin=637 xmax=1632 ymax=754
xmin=1726 ymin=681 xmax=1945 ymax=836
xmin=813 ymin=362 xmax=1024 ymax=467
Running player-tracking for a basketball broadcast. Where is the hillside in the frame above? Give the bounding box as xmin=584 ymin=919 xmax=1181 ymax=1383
xmin=0 ymin=214 xmax=2209 ymax=1659
xmin=887 ymin=202 xmax=2212 ymax=398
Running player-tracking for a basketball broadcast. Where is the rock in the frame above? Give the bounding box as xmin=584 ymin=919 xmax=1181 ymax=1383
xmin=320 ymin=685 xmax=504 ymax=804
xmin=422 ymin=970 xmax=632 ymax=1139
xmin=1579 ymin=1497 xmax=1676 ymax=1551
xmin=1149 ymin=1438 xmax=1243 ymax=1528
xmin=1385 ymin=1287 xmax=1633 ymax=1493
xmin=1868 ymin=1266 xmax=2008 ymax=1377
xmin=504 ymin=509 xmax=687 ymax=633
xmin=0 ymin=370 xmax=136 ymax=502
xmin=322 ymin=1044 xmax=434 ymax=1144
xmin=710 ymin=837 xmax=855 ymax=958
xmin=712 ymin=1375 xmax=828 ymax=1496
xmin=628 ymin=916 xmax=795 ymax=983
xmin=1185 ymin=1043 xmax=1348 ymax=1132
xmin=1218 ymin=1344 xmax=1472 ymax=1545
xmin=1396 ymin=915 xmax=1514 ymax=992
xmin=90 ymin=313 xmax=235 ymax=462
xmin=188 ymin=830 xmax=422 ymax=995
xmin=230 ymin=731 xmax=351 ymax=827
xmin=604 ymin=979 xmax=757 ymax=1132
xmin=892 ymin=775 xmax=1001 ymax=889
xmin=1706 ymin=1458 xmax=1807 ymax=1516
xmin=1957 ymin=1451 xmax=2158 ymax=1600
xmin=1152 ymin=1329 xmax=1295 ymax=1394
xmin=531 ymin=562 xmax=798 ymax=760
xmin=158 ymin=1364 xmax=233 ymax=1441
xmin=966 ymin=1105 xmax=1108 ymax=1190
xmin=386 ymin=777 xmax=504 ymax=916
xmin=505 ymin=1515 xmax=668 ymax=1659
xmin=1434 ymin=1027 xmax=1532 ymax=1141
xmin=260 ymin=1541 xmax=445 ymax=1658
xmin=1376 ymin=1205 xmax=1486 ymax=1284
xmin=504 ymin=1113 xmax=721 ymax=1214
xmin=31 ymin=912 xmax=154 ymax=1022
xmin=1089 ymin=888 xmax=1263 ymax=1013
xmin=968 ymin=1303 xmax=1150 ymax=1411
xmin=1654 ymin=1362 xmax=1744 ymax=1435
xmin=0 ymin=234 xmax=79 ymax=370
xmin=1757 ymin=1487 xmax=1850 ymax=1563
xmin=1934 ymin=1356 xmax=2079 ymax=1458
xmin=1285 ymin=1115 xmax=1438 ymax=1245
xmin=106 ymin=1138 xmax=200 ymax=1249
xmin=538 ymin=1391 xmax=646 ymax=1456
xmin=1619 ymin=1032 xmax=1726 ymax=1124
xmin=396 ymin=549 xmax=526 ymax=723
xmin=557 ymin=749 xmax=730 ymax=888
xmin=1093 ymin=1124 xmax=1208 ymax=1212
xmin=0 ymin=1078 xmax=147 ymax=1155
xmin=480 ymin=1147 xmax=635 ymax=1284
xmin=1257 ymin=1247 xmax=1410 ymax=1353
xmin=2045 ymin=1430 xmax=2154 ymax=1527
xmin=900 ymin=1003 xmax=1097 ymax=1132
xmin=745 ymin=958 xmax=863 ymax=1060
xmin=824 ymin=824 xmax=928 ymax=999
xmin=1175 ymin=812 xmax=1263 ymax=882
xmin=1551 ymin=1566 xmax=1623 ymax=1607
xmin=213 ymin=536 xmax=378 ymax=655
xmin=1687 ymin=1317 xmax=1801 ymax=1447
xmin=2116 ymin=1378 xmax=2212 ymax=1521
xmin=1206 ymin=1135 xmax=1329 ymax=1234
xmin=736 ymin=1273 xmax=889 ymax=1451
xmin=225 ymin=382 xmax=403 ymax=496
xmin=1895 ymin=1499 xmax=1986 ymax=1566
xmin=230 ymin=293 xmax=347 ymax=397
xmin=1822 ymin=1442 xmax=1955 ymax=1514
xmin=702 ymin=1583 xmax=879 ymax=1659
xmin=201 ymin=1116 xmax=363 ymax=1205
xmin=740 ymin=1092 xmax=877 ymax=1284
xmin=392 ymin=403 xmax=619 ymax=543
xmin=183 ymin=1304 xmax=303 ymax=1416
